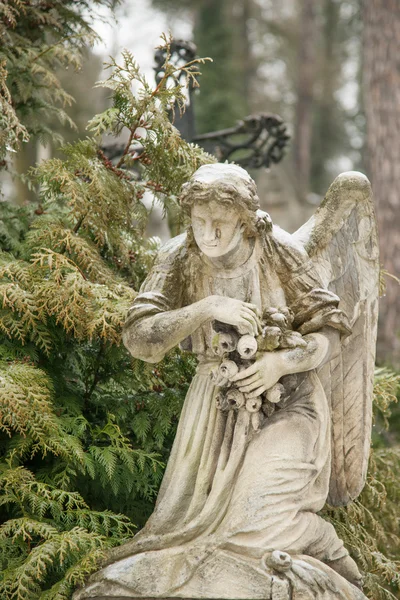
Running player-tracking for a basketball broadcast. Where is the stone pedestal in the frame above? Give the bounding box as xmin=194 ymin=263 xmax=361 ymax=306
xmin=74 ymin=550 xmax=368 ymax=600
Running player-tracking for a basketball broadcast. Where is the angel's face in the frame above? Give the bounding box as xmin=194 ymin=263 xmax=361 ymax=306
xmin=191 ymin=200 xmax=244 ymax=258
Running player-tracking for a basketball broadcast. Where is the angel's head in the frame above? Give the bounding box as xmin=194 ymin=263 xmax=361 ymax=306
xmin=179 ymin=163 xmax=261 ymax=258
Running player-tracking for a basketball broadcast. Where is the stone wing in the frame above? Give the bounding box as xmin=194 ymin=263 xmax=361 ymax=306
xmin=293 ymin=172 xmax=379 ymax=506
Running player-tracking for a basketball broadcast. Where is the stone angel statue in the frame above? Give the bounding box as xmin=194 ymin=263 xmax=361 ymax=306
xmin=74 ymin=163 xmax=379 ymax=600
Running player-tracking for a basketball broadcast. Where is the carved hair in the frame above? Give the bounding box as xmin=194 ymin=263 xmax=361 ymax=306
xmin=180 ymin=163 xmax=261 ymax=238
xmin=179 ymin=164 xmax=272 ymax=300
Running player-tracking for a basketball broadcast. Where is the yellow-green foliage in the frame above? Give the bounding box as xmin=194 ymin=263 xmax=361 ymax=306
xmin=0 ymin=249 xmax=135 ymax=347
xmin=0 ymin=0 xmax=118 ymax=154
xmin=0 ymin=34 xmax=205 ymax=599
xmin=87 ymin=36 xmax=216 ymax=203
xmin=0 ymin=59 xmax=29 ymax=160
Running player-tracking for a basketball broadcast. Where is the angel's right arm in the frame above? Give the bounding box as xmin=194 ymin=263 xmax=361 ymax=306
xmin=123 ymin=234 xmax=263 ymax=363
xmin=122 ymin=236 xmax=201 ymax=363
xmin=123 ymin=295 xmax=261 ymax=363
xmin=122 ymin=299 xmax=211 ymax=363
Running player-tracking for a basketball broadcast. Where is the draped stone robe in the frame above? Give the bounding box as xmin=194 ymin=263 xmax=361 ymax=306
xmin=78 ymin=226 xmax=353 ymax=599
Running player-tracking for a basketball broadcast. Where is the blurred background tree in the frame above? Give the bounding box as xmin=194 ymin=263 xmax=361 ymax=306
xmin=149 ymin=0 xmax=398 ymax=366
xmin=363 ymin=0 xmax=400 ymax=367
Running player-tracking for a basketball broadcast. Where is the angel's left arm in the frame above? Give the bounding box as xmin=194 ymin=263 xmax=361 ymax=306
xmin=232 ymin=327 xmax=339 ymax=396
xmin=279 ymin=325 xmax=338 ymax=369
xmin=232 ymin=233 xmax=347 ymax=396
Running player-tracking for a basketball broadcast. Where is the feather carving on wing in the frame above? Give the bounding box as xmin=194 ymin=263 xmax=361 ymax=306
xmin=293 ymin=172 xmax=379 ymax=506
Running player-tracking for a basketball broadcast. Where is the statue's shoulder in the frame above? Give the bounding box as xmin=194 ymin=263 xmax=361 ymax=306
xmin=268 ymin=224 xmax=309 ymax=266
xmin=154 ymin=232 xmax=188 ymax=269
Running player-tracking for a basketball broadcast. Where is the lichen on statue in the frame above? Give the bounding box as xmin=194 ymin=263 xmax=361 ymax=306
xmin=74 ymin=163 xmax=379 ymax=600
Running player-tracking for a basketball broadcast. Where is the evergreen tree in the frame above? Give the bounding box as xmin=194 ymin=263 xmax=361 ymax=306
xmin=0 ymin=0 xmax=118 ymax=151
xmin=0 ymin=0 xmax=118 ymax=202
xmin=0 ymin=33 xmax=214 ymax=599
xmin=192 ymin=0 xmax=248 ymax=133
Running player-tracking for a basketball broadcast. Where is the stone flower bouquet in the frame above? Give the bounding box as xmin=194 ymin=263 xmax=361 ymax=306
xmin=212 ymin=307 xmax=307 ymax=431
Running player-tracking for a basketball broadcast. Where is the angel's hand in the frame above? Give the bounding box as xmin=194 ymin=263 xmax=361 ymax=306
xmin=232 ymin=333 xmax=330 ymax=397
xmin=207 ymin=295 xmax=262 ymax=336
xmin=231 ymin=352 xmax=284 ymax=398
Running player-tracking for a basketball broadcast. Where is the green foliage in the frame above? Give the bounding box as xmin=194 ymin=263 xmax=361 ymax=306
xmin=192 ymin=0 xmax=249 ymax=133
xmin=87 ymin=36 xmax=215 ymax=194
xmin=0 ymin=0 xmax=118 ymax=166
xmin=322 ymin=368 xmax=400 ymax=600
xmin=0 ymin=462 xmax=134 ymax=600
xmin=0 ymin=201 xmax=33 ymax=255
xmin=0 ymin=34 xmax=208 ymax=599
xmin=0 ymin=59 xmax=29 ymax=163
xmin=373 ymin=367 xmax=400 ymax=435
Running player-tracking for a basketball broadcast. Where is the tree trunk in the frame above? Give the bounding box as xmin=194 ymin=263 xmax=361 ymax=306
xmin=363 ymin=0 xmax=400 ymax=365
xmin=294 ymin=0 xmax=317 ymax=202
xmin=236 ymin=0 xmax=252 ymax=112
xmin=193 ymin=0 xmax=247 ymax=133
xmin=311 ymin=0 xmax=341 ymax=196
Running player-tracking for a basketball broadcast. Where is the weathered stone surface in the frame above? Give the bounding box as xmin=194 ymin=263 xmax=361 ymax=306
xmin=74 ymin=164 xmax=378 ymax=600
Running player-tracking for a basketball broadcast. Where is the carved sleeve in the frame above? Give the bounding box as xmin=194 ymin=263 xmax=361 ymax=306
xmin=123 ymin=236 xmax=185 ymax=334
xmin=266 ymin=228 xmax=351 ymax=337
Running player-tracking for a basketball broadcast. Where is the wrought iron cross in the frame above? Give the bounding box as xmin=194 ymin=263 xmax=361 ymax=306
xmin=156 ymin=39 xmax=290 ymax=170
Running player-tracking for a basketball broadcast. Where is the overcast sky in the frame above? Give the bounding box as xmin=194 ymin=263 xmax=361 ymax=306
xmin=92 ymin=0 xmax=193 ymax=83
xmin=89 ymin=0 xmax=194 ymax=241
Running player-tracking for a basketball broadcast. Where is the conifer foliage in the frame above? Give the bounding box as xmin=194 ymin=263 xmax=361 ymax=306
xmin=0 ymin=0 xmax=119 ymax=155
xmin=0 ymin=24 xmax=213 ymax=598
